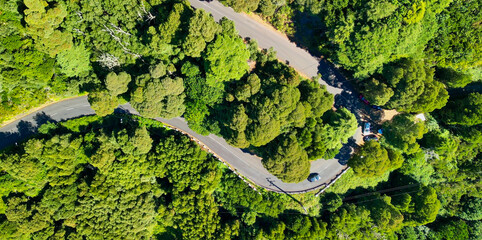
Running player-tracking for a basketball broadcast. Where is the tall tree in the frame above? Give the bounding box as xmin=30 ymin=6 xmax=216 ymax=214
xmin=105 ymin=72 xmax=131 ymax=96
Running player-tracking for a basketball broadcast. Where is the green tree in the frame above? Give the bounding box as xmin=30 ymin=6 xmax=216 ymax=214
xmin=203 ymin=21 xmax=250 ymax=87
xmin=105 ymin=72 xmax=131 ymax=96
xmin=434 ymin=219 xmax=470 ymax=240
xmin=88 ymin=90 xmax=118 ymax=117
xmin=183 ymin=9 xmax=221 ymax=57
xmin=457 ymin=197 xmax=482 ymax=221
xmin=435 ymin=67 xmax=472 ymax=88
xmin=23 ymin=0 xmax=72 ymax=57
xmin=349 ymin=141 xmax=391 ymax=178
xmin=56 ymin=44 xmax=90 ymax=77
xmin=220 ymin=0 xmax=260 ymax=12
xmin=131 ymin=75 xmax=185 ymax=119
xmin=438 ymin=93 xmax=482 ymax=126
xmin=383 ymin=114 xmax=426 ymax=154
xmin=263 ymin=134 xmax=310 ymax=183
xmin=403 ymin=186 xmax=441 ymax=226
xmin=381 ymin=58 xmax=448 ymax=113
xmin=361 ymin=78 xmax=394 ymax=106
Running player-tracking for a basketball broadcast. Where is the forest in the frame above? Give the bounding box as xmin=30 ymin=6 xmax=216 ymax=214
xmin=217 ymin=0 xmax=482 ymax=238
xmin=0 ymin=115 xmax=478 ymax=239
xmin=0 ymin=0 xmax=358 ymax=183
xmin=0 ymin=0 xmax=481 ymax=239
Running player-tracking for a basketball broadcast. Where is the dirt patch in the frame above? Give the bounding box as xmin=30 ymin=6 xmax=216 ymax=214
xmin=381 ymin=109 xmax=399 ymax=122
xmin=243 ymin=12 xmax=291 ymax=40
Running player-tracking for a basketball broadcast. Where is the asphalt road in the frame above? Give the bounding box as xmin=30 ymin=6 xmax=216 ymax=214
xmin=0 ymin=96 xmax=350 ymax=193
xmin=0 ymin=1 xmax=365 ymax=193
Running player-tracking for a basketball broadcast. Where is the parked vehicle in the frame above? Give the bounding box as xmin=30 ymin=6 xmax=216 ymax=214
xmin=358 ymin=94 xmax=370 ymax=105
xmin=308 ymin=173 xmax=321 ymax=182
xmin=371 ymin=105 xmax=382 ymax=110
xmin=363 ymin=135 xmax=379 ymax=141
xmin=363 ymin=122 xmax=371 ymax=135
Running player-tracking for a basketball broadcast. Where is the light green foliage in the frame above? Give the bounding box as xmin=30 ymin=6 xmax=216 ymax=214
xmin=325 ymin=204 xmax=377 ymax=239
xmin=426 ymin=0 xmax=482 ymax=70
xmin=105 ymin=72 xmax=131 ymax=96
xmin=438 ymin=93 xmax=482 ymax=126
xmin=399 ymin=150 xmax=436 ymax=185
xmin=364 ymin=195 xmax=404 ymax=233
xmin=319 ymin=108 xmax=358 ymax=158
xmin=149 ymin=62 xmax=167 ymax=79
xmin=366 ymin=0 xmax=398 ymax=21
xmin=23 ymin=0 xmax=72 ymax=57
xmin=225 ymin=104 xmax=250 ymax=148
xmin=56 ymin=44 xmax=90 ymax=77
xmin=156 ymin=2 xmax=188 ymax=45
xmin=131 ymin=75 xmax=185 ymax=119
xmin=88 ymin=90 xmax=118 ymax=117
xmin=204 ymin=20 xmax=250 ymax=87
xmin=326 ymin=169 xmax=390 ymax=195
xmin=235 ymin=74 xmax=261 ymax=101
xmin=403 ymin=1 xmax=427 ymax=24
xmin=263 ymin=134 xmax=310 ymax=183
xmin=383 ymin=114 xmax=426 ymax=154
xmin=183 ymin=9 xmax=221 ymax=57
xmin=258 ymin=0 xmax=286 ymax=17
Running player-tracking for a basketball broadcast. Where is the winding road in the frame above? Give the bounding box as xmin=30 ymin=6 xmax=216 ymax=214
xmin=0 ymin=0 xmax=364 ymax=193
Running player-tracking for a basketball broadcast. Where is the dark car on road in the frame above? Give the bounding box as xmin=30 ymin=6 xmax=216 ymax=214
xmin=363 ymin=135 xmax=379 ymax=142
xmin=308 ymin=173 xmax=321 ymax=182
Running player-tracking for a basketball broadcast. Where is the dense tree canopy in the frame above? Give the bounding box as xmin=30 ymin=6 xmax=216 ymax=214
xmin=362 ymin=58 xmax=449 ymax=113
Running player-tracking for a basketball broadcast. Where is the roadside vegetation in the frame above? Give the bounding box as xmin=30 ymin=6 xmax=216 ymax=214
xmin=2 ymin=115 xmax=478 ymax=239
xmin=1 ymin=0 xmax=481 ymax=239
xmin=219 ymin=0 xmax=482 ymax=238
xmin=0 ymin=0 xmax=358 ymax=183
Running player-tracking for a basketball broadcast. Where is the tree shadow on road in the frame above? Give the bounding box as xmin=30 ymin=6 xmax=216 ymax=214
xmin=0 ymin=112 xmax=57 ymax=150
xmin=335 ymin=137 xmax=358 ymax=165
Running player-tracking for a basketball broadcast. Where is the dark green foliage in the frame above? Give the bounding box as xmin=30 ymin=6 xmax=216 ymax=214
xmin=435 ymin=67 xmax=473 ymax=88
xmin=438 ymin=93 xmax=482 ymax=126
xmin=349 ymin=141 xmax=402 ymax=178
xmin=433 ymin=218 xmax=470 ymax=240
xmin=263 ymin=134 xmax=310 ymax=183
xmin=0 ymin=116 xmax=224 ymax=239
xmin=457 ymin=197 xmax=482 ymax=221
xmin=364 ymin=58 xmax=449 ymax=113
xmin=361 ymin=78 xmax=394 ymax=106
xmin=426 ymin=0 xmax=482 ymax=71
xmin=382 ymin=114 xmax=426 ymax=154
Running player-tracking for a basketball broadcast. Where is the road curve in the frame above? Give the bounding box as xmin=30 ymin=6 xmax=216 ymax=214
xmin=0 ymin=96 xmax=346 ymax=193
xmin=0 ymin=1 xmax=365 ymax=193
